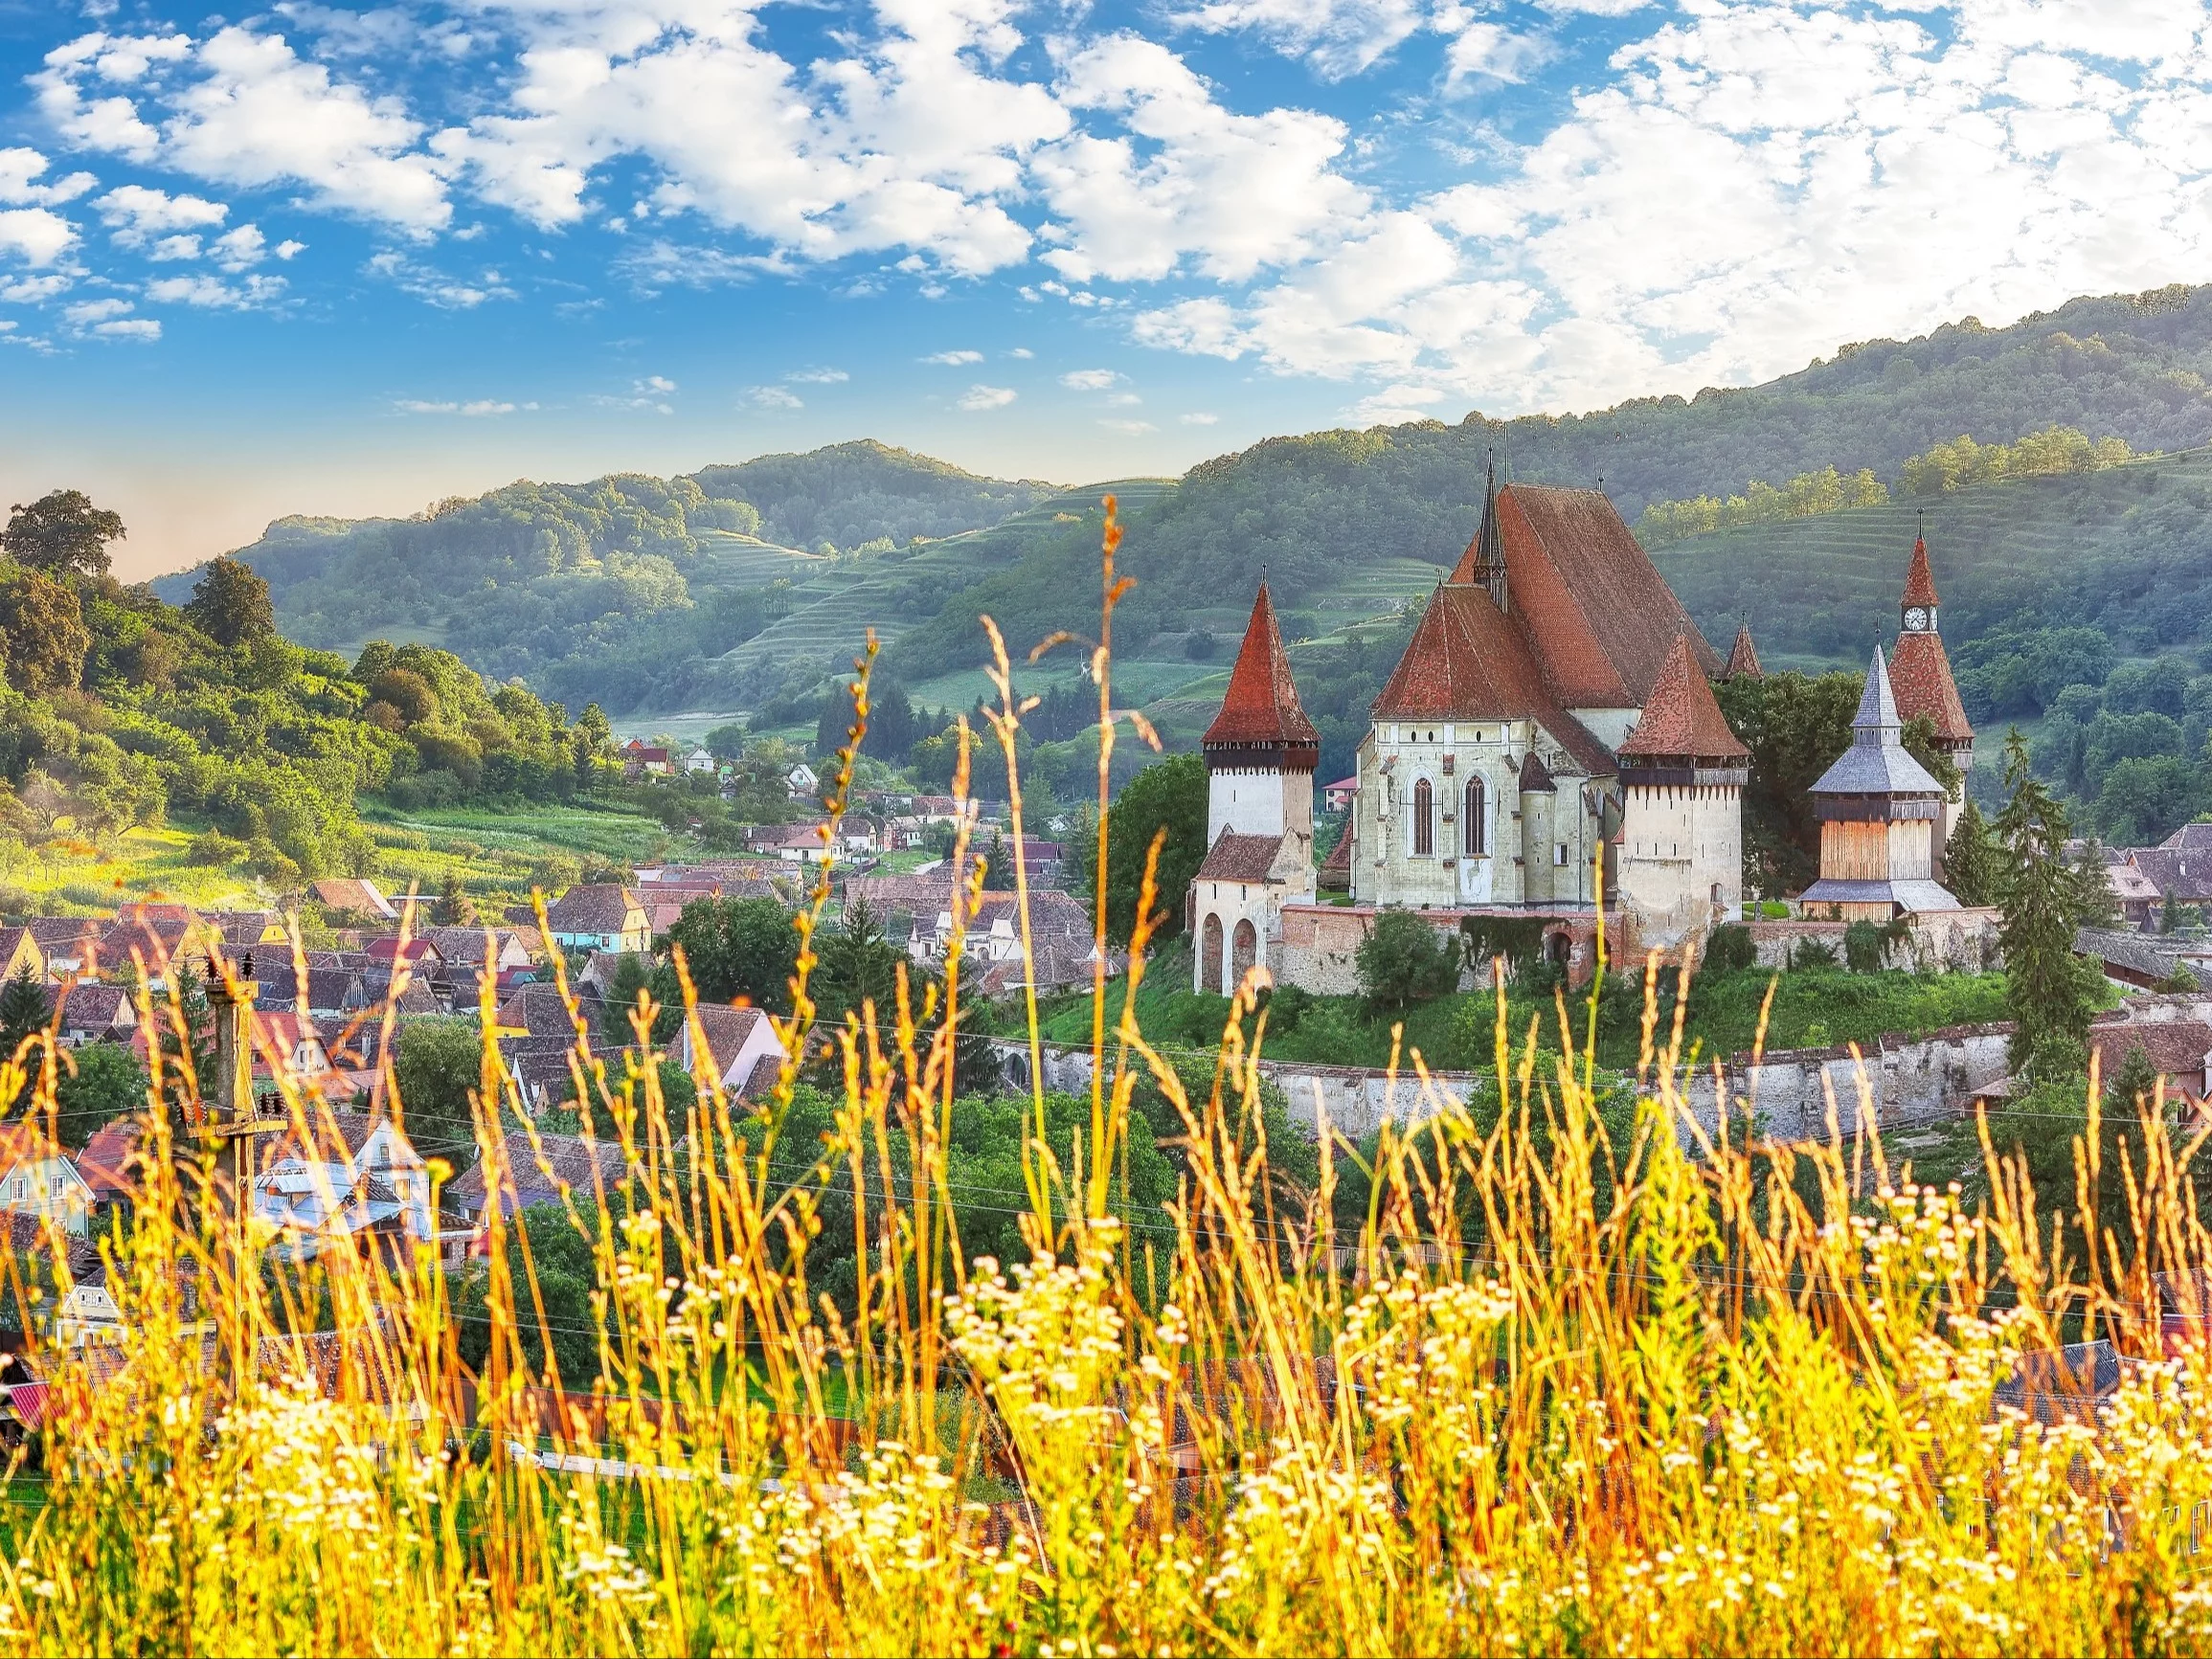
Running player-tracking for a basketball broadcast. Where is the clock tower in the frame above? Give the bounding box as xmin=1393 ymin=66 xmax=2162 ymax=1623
xmin=1887 ymin=535 xmax=1975 ymax=850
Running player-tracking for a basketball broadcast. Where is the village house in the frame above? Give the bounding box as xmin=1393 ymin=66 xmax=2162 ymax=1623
xmin=0 ymin=928 xmax=45 ymax=987
xmin=44 ymin=981 xmax=136 ymax=1048
xmin=2089 ymin=1021 xmax=2212 ymax=1104
xmin=670 ymin=1004 xmax=785 ymax=1098
xmin=0 ymin=1125 xmax=95 ymax=1237
xmin=748 ymin=821 xmax=836 ymax=864
xmin=73 ymin=1118 xmax=145 ymax=1226
xmin=444 ymin=1130 xmax=638 ymax=1234
xmin=252 ymin=1113 xmax=437 ymax=1262
xmin=621 ymin=739 xmax=674 ymax=778
xmin=26 ymin=919 xmax=100 ymax=978
xmin=306 ymin=878 xmax=400 ymax=923
xmin=785 ymin=761 xmax=820 ymax=799
xmin=544 ymin=885 xmax=653 ymax=953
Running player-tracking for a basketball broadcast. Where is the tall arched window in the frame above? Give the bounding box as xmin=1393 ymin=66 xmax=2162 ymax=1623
xmin=1412 ymin=777 xmax=1434 ymax=857
xmin=1463 ymin=777 xmax=1486 ymax=858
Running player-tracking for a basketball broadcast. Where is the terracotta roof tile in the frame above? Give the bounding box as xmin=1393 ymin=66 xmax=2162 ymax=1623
xmin=1318 ymin=826 xmax=1353 ymax=889
xmin=1517 ymin=751 xmax=1556 ymax=793
xmin=1202 ymin=584 xmax=1320 ymax=751
xmin=1903 ymin=535 xmax=1940 ymax=609
xmin=2089 ymin=1022 xmax=2212 ymax=1088
xmin=1888 ymin=630 xmax=1973 ymax=745
xmin=1496 ymin=485 xmax=1722 ymax=708
xmin=1196 ymin=830 xmax=1292 ymax=885
xmin=1618 ymin=637 xmax=1749 ymax=760
xmin=1725 ymin=623 xmax=1763 ymax=681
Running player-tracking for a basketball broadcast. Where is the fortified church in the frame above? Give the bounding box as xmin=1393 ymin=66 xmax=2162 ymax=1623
xmin=1190 ymin=470 xmax=1989 ymax=997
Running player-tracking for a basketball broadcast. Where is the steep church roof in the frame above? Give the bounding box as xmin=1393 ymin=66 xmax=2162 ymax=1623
xmin=1489 ymin=485 xmax=1724 ymax=708
xmin=1725 ymin=623 xmax=1764 ymax=681
xmin=1203 ymin=583 xmax=1320 ymax=751
xmin=1889 ymin=538 xmax=1973 ymax=745
xmin=1617 ymin=637 xmax=1749 ymax=761
xmin=1809 ymin=648 xmax=1946 ymax=796
xmin=1902 ymin=534 xmax=1940 ymax=609
xmin=1369 ymin=585 xmax=1614 ymax=776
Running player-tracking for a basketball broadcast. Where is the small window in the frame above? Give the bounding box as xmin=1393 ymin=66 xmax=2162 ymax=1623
xmin=1554 ymin=843 xmax=1569 ymax=866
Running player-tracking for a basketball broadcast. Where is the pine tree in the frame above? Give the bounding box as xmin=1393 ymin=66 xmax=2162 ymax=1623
xmin=2105 ymin=1040 xmax=2166 ymax=1121
xmin=1941 ymin=797 xmax=2003 ymax=907
xmin=438 ymin=870 xmax=478 ymax=928
xmin=0 ymin=968 xmax=48 ymax=1062
xmin=1994 ymin=730 xmax=2104 ymax=1082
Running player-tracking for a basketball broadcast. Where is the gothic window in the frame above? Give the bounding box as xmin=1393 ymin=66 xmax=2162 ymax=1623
xmin=1463 ymin=778 xmax=1486 ymax=857
xmin=1201 ymin=913 xmax=1224 ymax=994
xmin=1412 ymin=777 xmax=1434 ymax=857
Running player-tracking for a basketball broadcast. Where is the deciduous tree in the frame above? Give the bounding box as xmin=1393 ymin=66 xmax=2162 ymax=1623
xmin=183 ymin=556 xmax=275 ymax=647
xmin=1 ymin=489 xmax=124 ymax=579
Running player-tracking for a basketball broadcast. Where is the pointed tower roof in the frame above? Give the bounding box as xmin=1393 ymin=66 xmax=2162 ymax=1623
xmin=1809 ymin=647 xmax=1943 ymax=796
xmin=1724 ymin=622 xmax=1763 ymax=681
xmin=1618 ymin=635 xmax=1749 ymax=761
xmin=1902 ymin=535 xmax=1940 ymax=609
xmin=1202 ymin=583 xmax=1320 ymax=752
xmin=1448 ymin=461 xmax=1505 ymax=586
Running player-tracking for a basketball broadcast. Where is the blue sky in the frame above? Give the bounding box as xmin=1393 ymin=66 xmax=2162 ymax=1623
xmin=0 ymin=0 xmax=2206 ymax=577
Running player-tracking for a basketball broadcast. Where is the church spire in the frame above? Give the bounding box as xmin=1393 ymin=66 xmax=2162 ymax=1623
xmin=1725 ymin=621 xmax=1763 ymax=681
xmin=1449 ymin=460 xmax=1509 ymax=610
xmin=1202 ymin=582 xmax=1320 ymax=769
xmin=1901 ymin=534 xmax=1940 ymax=633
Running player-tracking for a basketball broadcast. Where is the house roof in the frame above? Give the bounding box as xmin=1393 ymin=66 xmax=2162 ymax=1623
xmin=2160 ymin=823 xmax=2212 ymax=852
xmin=444 ymin=1129 xmax=633 ymax=1213
xmin=1724 ymin=623 xmax=1763 ymax=681
xmin=545 ymin=885 xmax=644 ymax=935
xmin=2125 ymin=848 xmax=2212 ymax=903
xmin=1487 ymin=484 xmax=1722 ymax=709
xmin=363 ymin=936 xmax=440 ymax=965
xmin=1517 ymin=751 xmax=1556 ymax=793
xmin=684 ymin=1005 xmax=774 ymax=1088
xmin=2089 ymin=1021 xmax=2212 ymax=1088
xmin=1889 ymin=630 xmax=1974 ymax=745
xmin=49 ymin=981 xmax=134 ymax=1033
xmin=1202 ymin=583 xmax=1320 ymax=751
xmin=307 ymin=879 xmax=395 ymax=920
xmin=1902 ymin=535 xmax=1941 ymax=609
xmin=1196 ymin=829 xmax=1295 ymax=885
xmin=1617 ymin=636 xmax=1749 ymax=761
xmin=2077 ymin=927 xmax=2212 ymax=989
xmin=75 ymin=1117 xmax=147 ymax=1201
xmin=1810 ymin=647 xmax=1945 ymax=797
xmin=1318 ymin=824 xmax=1353 ymax=888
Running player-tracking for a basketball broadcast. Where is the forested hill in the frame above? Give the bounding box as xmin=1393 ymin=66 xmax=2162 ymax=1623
xmin=888 ymin=283 xmax=2212 ymax=673
xmin=154 ymin=441 xmax=1054 ymax=703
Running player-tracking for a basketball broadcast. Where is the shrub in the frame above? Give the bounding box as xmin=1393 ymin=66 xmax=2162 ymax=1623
xmin=1703 ymin=923 xmax=1757 ymax=974
xmin=185 ymin=828 xmax=247 ymax=867
xmin=1843 ymin=919 xmax=1889 ymax=973
xmin=1790 ymin=935 xmax=1840 ymax=971
xmin=1356 ymin=909 xmax=1459 ymax=1012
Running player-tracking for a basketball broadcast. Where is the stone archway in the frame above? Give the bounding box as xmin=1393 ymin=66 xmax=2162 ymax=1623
xmin=1546 ymin=930 xmax=1571 ymax=971
xmin=1202 ymin=911 xmax=1225 ymax=994
xmin=1231 ymin=918 xmax=1258 ymax=988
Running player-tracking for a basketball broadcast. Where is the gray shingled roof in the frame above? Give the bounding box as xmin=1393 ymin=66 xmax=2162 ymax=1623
xmin=1809 ymin=646 xmax=1946 ymax=797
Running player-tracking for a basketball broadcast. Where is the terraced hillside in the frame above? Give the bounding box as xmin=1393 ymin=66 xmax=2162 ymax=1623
xmin=716 ymin=480 xmax=1178 ymax=699
xmin=1656 ymin=444 xmax=2212 ymax=668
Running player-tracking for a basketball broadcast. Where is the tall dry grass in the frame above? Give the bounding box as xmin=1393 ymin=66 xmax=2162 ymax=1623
xmin=0 ymin=500 xmax=2205 ymax=1655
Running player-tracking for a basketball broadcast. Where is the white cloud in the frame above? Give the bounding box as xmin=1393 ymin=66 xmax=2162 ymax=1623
xmin=96 ymin=184 xmax=227 ymax=245
xmin=395 ymin=398 xmax=518 ymax=415
xmin=748 ymin=385 xmax=804 ymax=409
xmin=364 ymin=249 xmax=511 ymax=308
xmin=1172 ymin=0 xmax=1426 ymax=79
xmin=637 ymin=374 xmax=677 ymax=393
xmin=1180 ymin=412 xmax=1220 ymax=424
xmin=0 ymin=209 xmax=77 ymax=267
xmin=144 ymin=273 xmax=287 ymax=307
xmin=0 ymin=275 xmax=71 ymax=303
xmin=93 ymin=317 xmax=160 ymax=341
xmin=276 ymin=239 xmax=306 ymax=259
xmin=1059 ymin=368 xmax=1120 ymax=390
xmin=1098 ymin=417 xmax=1157 ymax=434
xmin=210 ymin=225 xmax=272 ymax=269
xmin=63 ymin=298 xmax=133 ymax=325
xmin=40 ymin=27 xmax=450 ymax=232
xmin=785 ymin=366 xmax=848 ymax=384
xmin=957 ymin=383 xmax=1017 ymax=410
xmin=0 ymin=148 xmax=95 ymax=207
xmin=923 ymin=348 xmax=985 ymax=364
xmin=1007 ymin=346 xmax=1033 ymax=358
xmin=1035 ymin=34 xmax=1370 ymax=284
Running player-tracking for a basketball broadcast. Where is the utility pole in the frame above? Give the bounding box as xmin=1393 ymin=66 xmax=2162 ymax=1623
xmin=202 ymin=953 xmax=286 ymax=1383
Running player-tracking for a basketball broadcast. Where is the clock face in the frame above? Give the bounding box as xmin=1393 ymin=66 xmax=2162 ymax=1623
xmin=1905 ymin=607 xmax=1929 ymax=631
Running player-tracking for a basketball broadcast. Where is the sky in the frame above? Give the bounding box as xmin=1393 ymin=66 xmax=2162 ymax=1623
xmin=2 ymin=0 xmax=2211 ymax=578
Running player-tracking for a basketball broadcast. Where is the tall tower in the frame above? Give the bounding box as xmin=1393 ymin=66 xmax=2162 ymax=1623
xmin=1798 ymin=646 xmax=1958 ymax=920
xmin=1202 ymin=583 xmax=1320 ymax=848
xmin=1457 ymin=461 xmax=1509 ymax=612
xmin=1615 ymin=636 xmax=1749 ymax=945
xmin=1887 ymin=535 xmax=1975 ymax=845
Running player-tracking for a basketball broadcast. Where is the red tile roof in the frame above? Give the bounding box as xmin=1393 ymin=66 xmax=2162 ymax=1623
xmin=2090 ymin=1022 xmax=2212 ymax=1091
xmin=1203 ymin=583 xmax=1320 ymax=751
xmin=1369 ymin=586 xmax=1616 ymax=776
xmin=1902 ymin=535 xmax=1940 ymax=609
xmin=1196 ymin=830 xmax=1291 ymax=884
xmin=1618 ymin=637 xmax=1749 ymax=760
xmin=1496 ymin=485 xmax=1722 ymax=708
xmin=1724 ymin=623 xmax=1763 ymax=681
xmin=1889 ymin=630 xmax=1973 ymax=745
